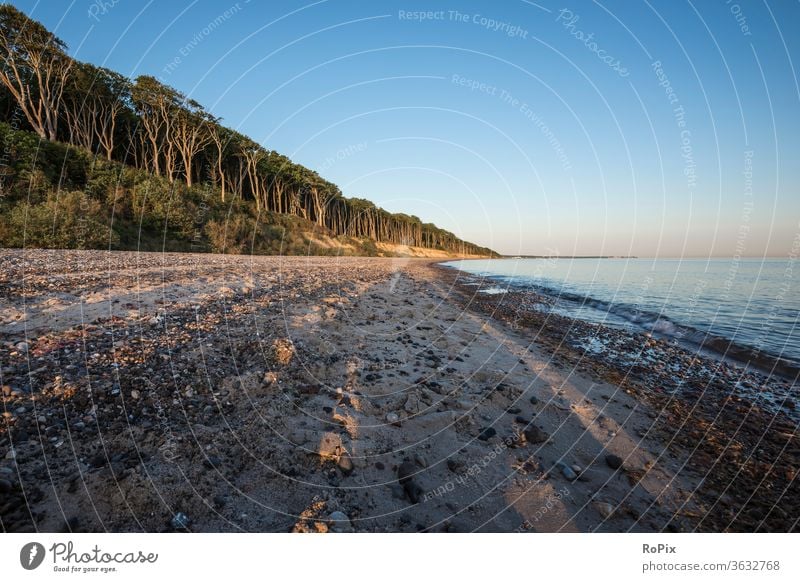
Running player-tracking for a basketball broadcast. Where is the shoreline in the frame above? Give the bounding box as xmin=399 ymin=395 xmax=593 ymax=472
xmin=439 ymin=258 xmax=800 ymax=383
xmin=433 ymin=261 xmax=799 ymax=532
xmin=1 ymin=250 xmax=797 ymax=532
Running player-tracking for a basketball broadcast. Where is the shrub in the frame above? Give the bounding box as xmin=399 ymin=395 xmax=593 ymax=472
xmin=4 ymin=190 xmax=118 ymax=248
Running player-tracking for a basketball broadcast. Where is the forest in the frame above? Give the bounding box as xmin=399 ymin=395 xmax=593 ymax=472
xmin=0 ymin=5 xmax=494 ymax=256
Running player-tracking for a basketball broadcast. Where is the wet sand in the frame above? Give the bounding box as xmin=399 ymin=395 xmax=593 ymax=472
xmin=0 ymin=250 xmax=796 ymax=532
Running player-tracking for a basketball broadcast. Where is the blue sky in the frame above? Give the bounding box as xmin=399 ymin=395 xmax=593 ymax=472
xmin=13 ymin=0 xmax=800 ymax=257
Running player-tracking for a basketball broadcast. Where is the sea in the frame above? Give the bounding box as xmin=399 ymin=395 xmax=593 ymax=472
xmin=442 ymin=257 xmax=800 ymax=378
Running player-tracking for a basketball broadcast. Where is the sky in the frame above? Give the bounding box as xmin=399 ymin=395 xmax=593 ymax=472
xmin=11 ymin=0 xmax=800 ymax=257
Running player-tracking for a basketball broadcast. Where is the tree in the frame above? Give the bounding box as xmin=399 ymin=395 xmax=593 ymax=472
xmin=131 ymin=75 xmax=180 ymax=177
xmin=208 ymin=123 xmax=232 ymax=201
xmin=63 ymin=62 xmax=131 ymax=159
xmin=0 ymin=4 xmax=72 ymax=140
xmin=171 ymin=99 xmax=213 ymax=187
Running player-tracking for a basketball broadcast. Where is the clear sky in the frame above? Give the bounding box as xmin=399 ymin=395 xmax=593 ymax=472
xmin=12 ymin=0 xmax=800 ymax=257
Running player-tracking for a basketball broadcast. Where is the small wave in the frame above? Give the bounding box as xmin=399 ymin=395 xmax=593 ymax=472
xmin=479 ymin=287 xmax=507 ymax=295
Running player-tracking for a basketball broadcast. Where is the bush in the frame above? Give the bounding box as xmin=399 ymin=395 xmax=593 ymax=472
xmin=3 ymin=190 xmax=118 ymax=248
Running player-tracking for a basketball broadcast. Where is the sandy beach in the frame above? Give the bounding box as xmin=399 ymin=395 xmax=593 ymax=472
xmin=1 ymin=250 xmax=797 ymax=532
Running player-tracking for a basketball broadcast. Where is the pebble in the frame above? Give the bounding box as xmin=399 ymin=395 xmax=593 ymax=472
xmin=337 ymin=452 xmax=354 ymax=476
xmin=386 ymin=412 xmax=400 ymax=425
xmin=594 ymin=501 xmax=615 ymax=519
xmin=15 ymin=341 xmax=28 ymax=353
xmin=397 ymin=460 xmax=423 ymax=503
xmin=130 ymin=390 xmax=140 ymax=400
xmin=571 ymin=464 xmax=582 ymax=474
xmin=328 ymin=511 xmax=354 ymax=533
xmin=171 ymin=512 xmax=191 ymax=530
xmin=605 ymin=454 xmax=624 ymax=470
xmin=556 ymin=461 xmax=577 ymax=481
xmin=1 ymin=385 xmax=11 ymax=397
xmin=0 ymin=478 xmax=11 ymax=493
xmin=477 ymin=427 xmax=497 ymax=441
xmin=524 ymin=426 xmax=549 ymax=444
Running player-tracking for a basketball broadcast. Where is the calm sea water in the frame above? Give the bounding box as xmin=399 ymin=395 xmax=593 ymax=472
xmin=442 ymin=258 xmax=800 ymax=373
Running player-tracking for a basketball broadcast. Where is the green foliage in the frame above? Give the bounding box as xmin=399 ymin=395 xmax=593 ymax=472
xmin=4 ymin=190 xmax=118 ymax=248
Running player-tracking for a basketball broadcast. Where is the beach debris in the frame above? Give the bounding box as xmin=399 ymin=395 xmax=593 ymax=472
xmin=271 ymin=338 xmax=295 ymax=365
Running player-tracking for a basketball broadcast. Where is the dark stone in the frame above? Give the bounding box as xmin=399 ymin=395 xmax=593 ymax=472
xmin=446 ymin=458 xmax=464 ymax=473
xmin=203 ymin=455 xmax=221 ymax=469
xmin=375 ymin=461 xmax=385 ymax=470
xmin=397 ymin=460 xmax=423 ymax=504
xmin=530 ymin=396 xmax=539 ymax=405
xmin=606 ymin=454 xmax=624 ymax=470
xmin=524 ymin=426 xmax=549 ymax=444
xmin=89 ymin=454 xmax=106 ymax=468
xmin=477 ymin=427 xmax=497 ymax=441
xmin=322 ymin=406 xmax=333 ymax=414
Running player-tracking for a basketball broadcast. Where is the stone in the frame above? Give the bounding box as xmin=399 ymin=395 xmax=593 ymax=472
xmin=606 ymin=454 xmax=624 ymax=470
xmin=594 ymin=501 xmax=615 ymax=519
xmin=328 ymin=511 xmax=354 ymax=533
xmin=556 ymin=462 xmax=577 ymax=481
xmin=171 ymin=512 xmax=191 ymax=529
xmin=477 ymin=427 xmax=497 ymax=441
xmin=130 ymin=390 xmax=140 ymax=400
xmin=404 ymin=393 xmax=421 ymax=414
xmin=15 ymin=341 xmax=28 ymax=353
xmin=398 ymin=460 xmax=423 ymax=504
xmin=0 ymin=478 xmax=11 ymax=493
xmin=386 ymin=412 xmax=400 ymax=425
xmin=337 ymin=452 xmax=354 ymax=476
xmin=447 ymin=458 xmax=464 ymax=473
xmin=524 ymin=425 xmax=549 ymax=444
